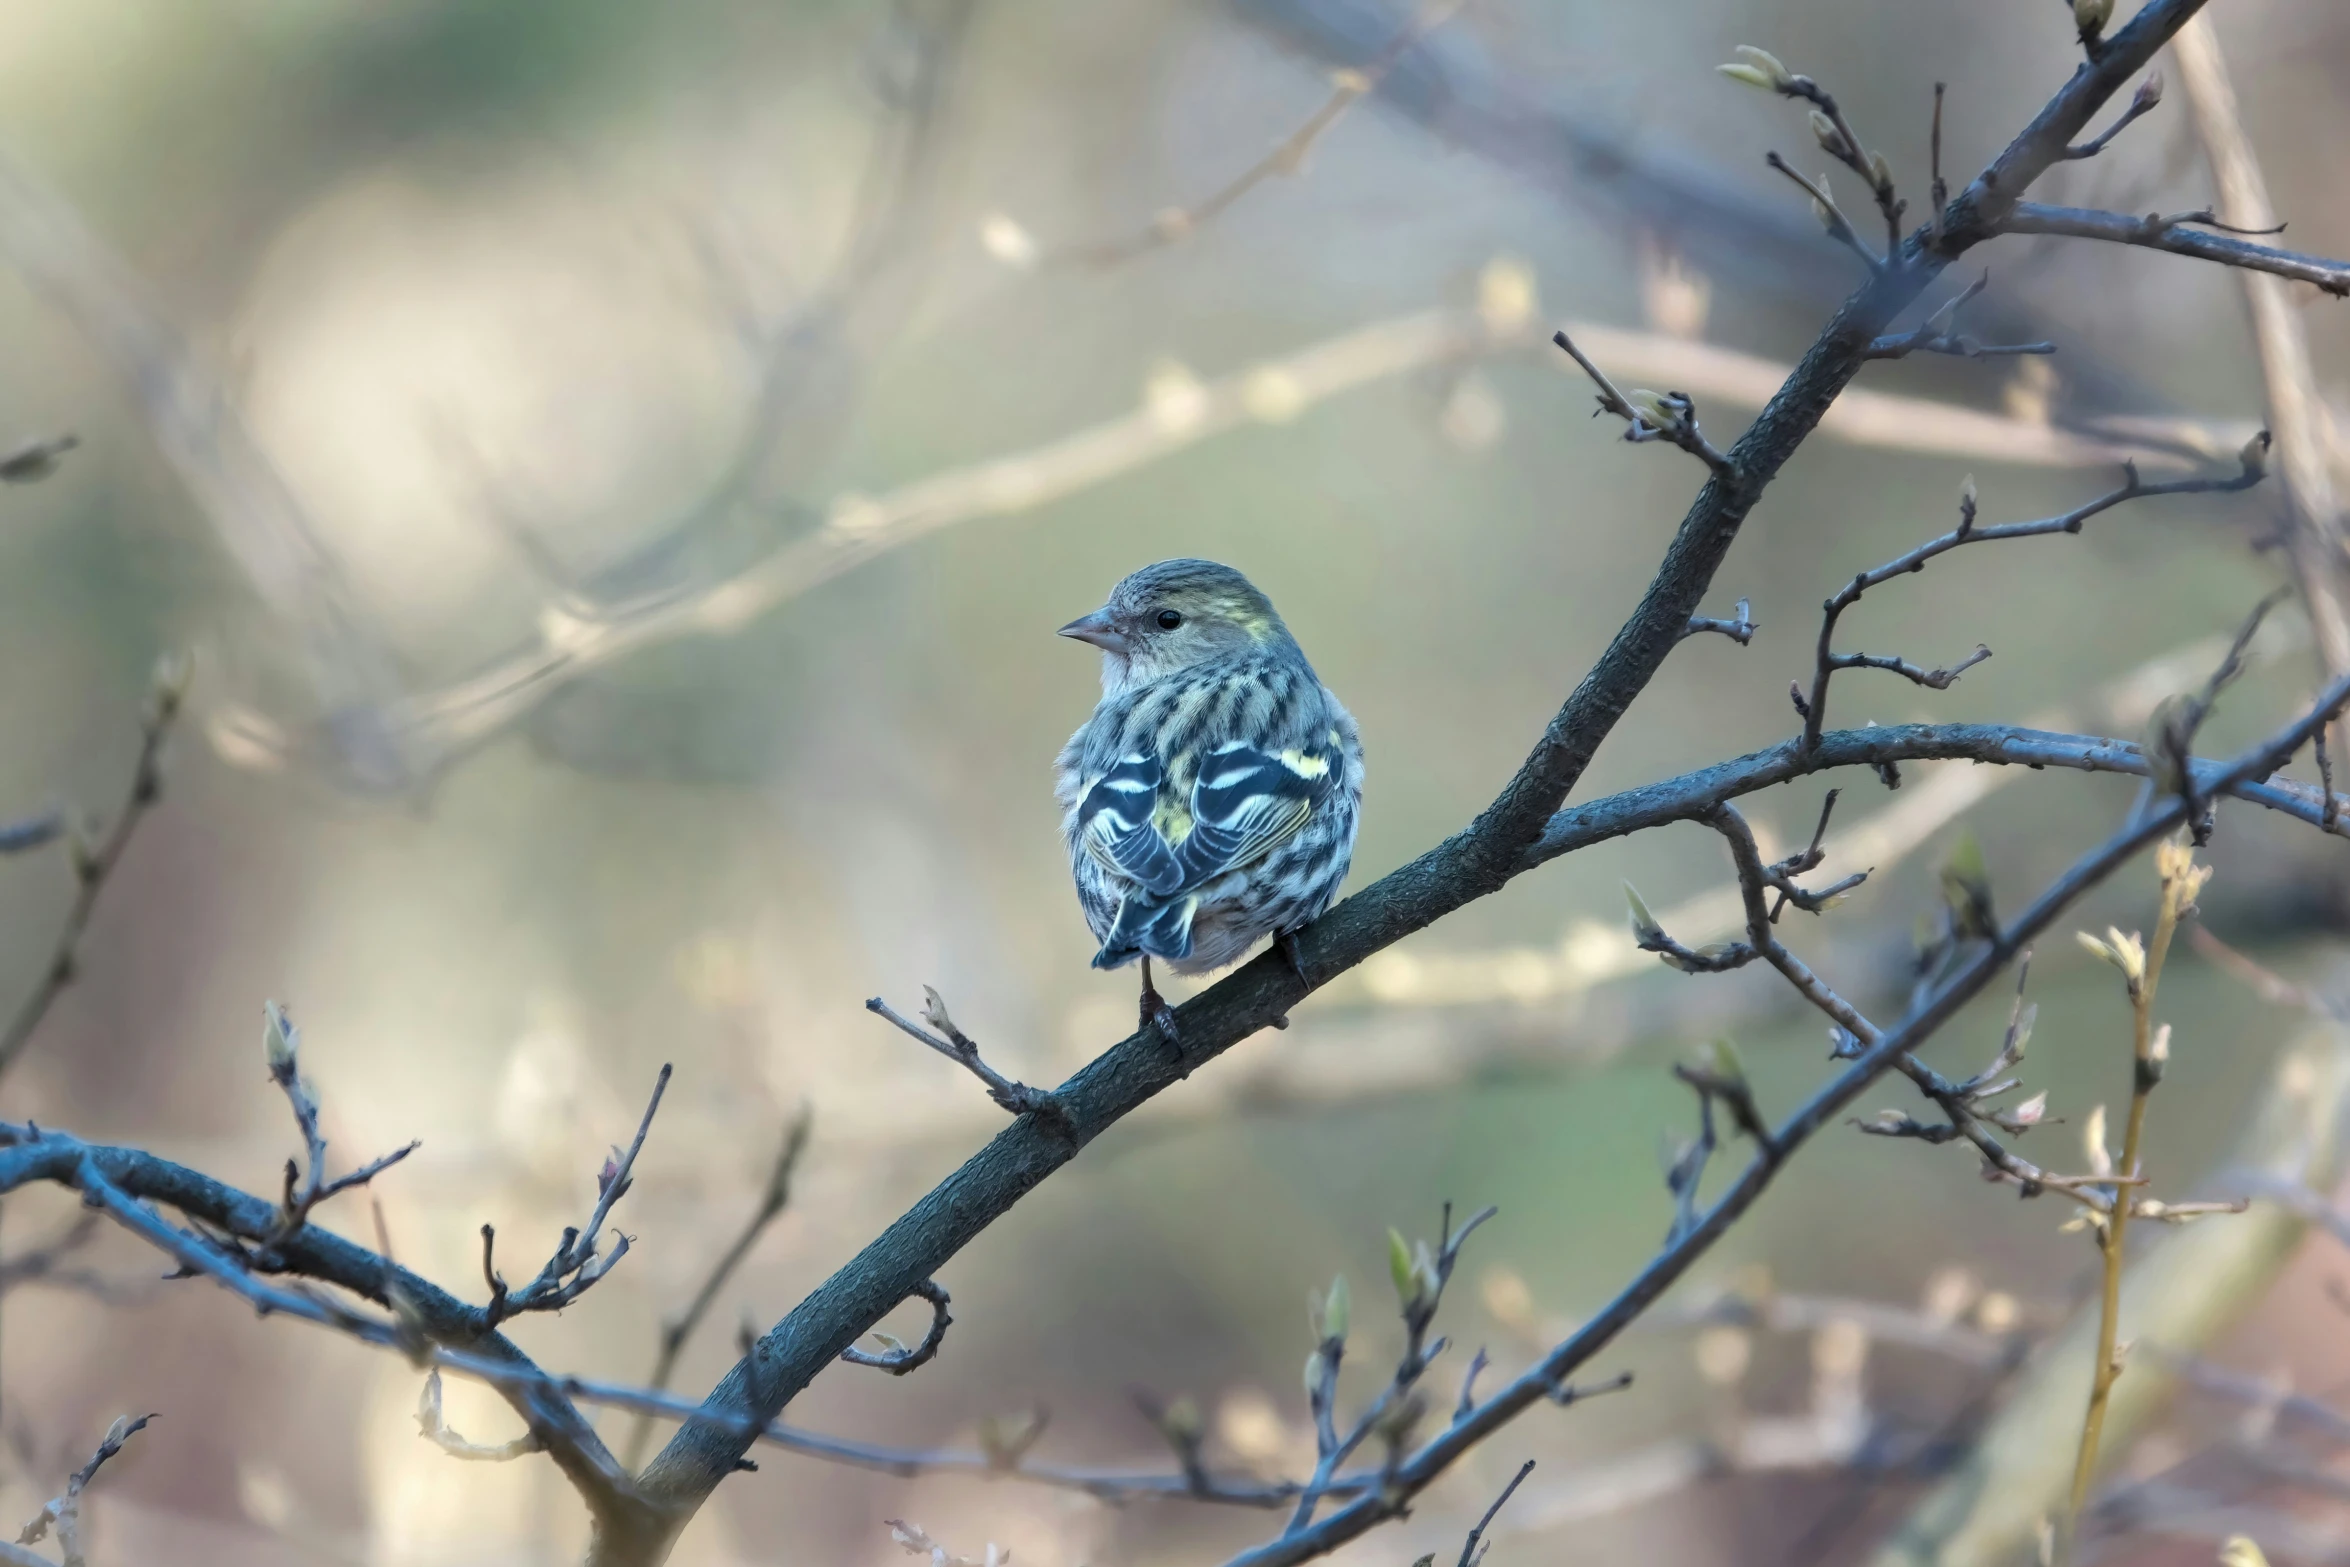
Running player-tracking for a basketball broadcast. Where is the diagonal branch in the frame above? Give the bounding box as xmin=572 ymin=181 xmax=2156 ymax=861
xmin=0 ymin=658 xmax=185 ymax=1080
xmin=608 ymin=8 xmax=2280 ymax=1554
xmin=622 ymin=1108 xmax=813 ymax=1468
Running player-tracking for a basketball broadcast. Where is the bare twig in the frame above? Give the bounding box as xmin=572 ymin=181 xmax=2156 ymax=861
xmin=0 ymin=657 xmax=184 ymax=1078
xmin=2000 ymin=203 xmax=2350 ymax=296
xmin=1763 ymin=152 xmax=1882 ymax=269
xmin=1683 ymin=600 xmax=1757 ymax=645
xmin=258 ymin=1003 xmax=418 ymax=1253
xmin=417 ymin=1369 xmax=543 ymax=1462
xmin=1867 ymin=275 xmax=2056 ymax=360
xmin=867 ymin=993 xmax=1058 ymax=1119
xmin=0 ymin=434 xmax=78 ymax=485
xmin=483 ymin=1063 xmax=671 ymax=1328
xmin=1033 ymin=0 xmax=1462 ymax=269
xmin=213 ymin=309 xmax=2264 ymax=787
xmin=1451 ymin=1458 xmax=1535 ymax=1567
xmin=2188 ymin=924 xmax=2348 ymax=1022
xmin=1798 ymin=455 xmax=2265 ymax=749
xmin=2061 ymin=72 xmax=2165 ymax=159
xmin=16 ymin=1413 xmax=152 ymax=1567
xmin=839 ymin=1279 xmax=952 ymax=1375
xmin=622 ymin=1108 xmax=813 ymax=1467
xmin=1550 ymin=330 xmax=1737 ymax=476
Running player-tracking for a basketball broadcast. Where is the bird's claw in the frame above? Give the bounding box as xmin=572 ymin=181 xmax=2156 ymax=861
xmin=1275 ymin=929 xmax=1311 ymax=988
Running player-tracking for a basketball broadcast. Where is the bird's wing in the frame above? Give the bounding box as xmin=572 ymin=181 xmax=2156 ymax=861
xmin=1077 ymin=739 xmax=1335 ymax=899
xmin=1074 ymin=753 xmax=1186 ymax=897
xmin=1170 ymin=739 xmax=1333 ymax=888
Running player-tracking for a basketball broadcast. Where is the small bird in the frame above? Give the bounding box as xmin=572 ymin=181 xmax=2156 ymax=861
xmin=1055 ymin=559 xmax=1364 ymax=1040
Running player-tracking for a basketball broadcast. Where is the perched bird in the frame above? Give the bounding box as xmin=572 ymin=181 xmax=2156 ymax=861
xmin=1054 ymin=559 xmax=1364 ymax=1039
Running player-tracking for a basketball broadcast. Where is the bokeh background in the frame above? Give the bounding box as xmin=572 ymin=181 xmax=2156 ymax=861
xmin=0 ymin=0 xmax=2345 ymax=1562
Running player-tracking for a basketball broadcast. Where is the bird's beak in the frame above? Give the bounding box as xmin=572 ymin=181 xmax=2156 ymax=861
xmin=1057 ymin=607 xmax=1129 ymax=656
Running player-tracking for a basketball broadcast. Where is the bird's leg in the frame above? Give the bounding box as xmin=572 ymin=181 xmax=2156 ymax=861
xmin=1275 ymin=929 xmax=1311 ymax=988
xmin=1138 ymin=957 xmax=1181 ymax=1053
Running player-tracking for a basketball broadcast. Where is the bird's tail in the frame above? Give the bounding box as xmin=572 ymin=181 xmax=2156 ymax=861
xmin=1091 ymin=893 xmax=1198 ymax=969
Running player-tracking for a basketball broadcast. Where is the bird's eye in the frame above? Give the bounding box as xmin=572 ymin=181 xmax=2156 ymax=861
xmin=1155 ymin=609 xmax=1184 ymax=630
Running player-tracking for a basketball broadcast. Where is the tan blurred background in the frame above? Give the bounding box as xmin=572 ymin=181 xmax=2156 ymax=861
xmin=0 ymin=0 xmax=2346 ymax=1562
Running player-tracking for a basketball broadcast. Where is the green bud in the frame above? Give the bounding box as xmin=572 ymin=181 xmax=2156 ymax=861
xmin=1622 ymin=388 xmax=1676 ymax=429
xmin=1717 ymin=63 xmax=1776 ymax=90
xmin=2072 ymin=0 xmax=2113 ymax=37
xmin=1938 ymin=831 xmax=1996 ymax=939
xmin=1808 ymin=109 xmax=1840 ymax=153
xmin=2141 ymin=694 xmax=2190 ymax=795
xmin=1730 ymin=45 xmax=1793 ymax=89
xmin=1388 ymin=1227 xmax=1420 ymax=1308
xmin=1304 ymin=1347 xmax=1327 ymax=1400
xmin=1159 ymin=1395 xmax=1202 ymax=1443
xmin=1412 ymin=1241 xmax=1440 ymax=1307
xmin=1695 ymin=1036 xmax=1747 ymax=1087
xmin=1321 ymin=1273 xmax=1350 ymax=1342
xmin=1867 ymin=151 xmax=1894 ymax=193
xmin=2219 ymin=1536 xmax=2272 ymax=1567
xmin=1624 ymin=881 xmax=1664 ymax=945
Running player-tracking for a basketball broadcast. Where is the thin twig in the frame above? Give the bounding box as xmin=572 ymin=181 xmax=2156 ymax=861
xmin=1454 ymin=1458 xmax=1535 ymax=1567
xmin=1798 ymin=454 xmax=2265 ymax=749
xmin=2000 ymin=203 xmax=2350 ymax=296
xmin=1038 ymin=0 xmax=1463 ymax=269
xmin=0 ymin=661 xmax=184 ymax=1079
xmin=486 ymin=1063 xmax=672 ymax=1327
xmin=2062 ymin=840 xmax=2207 ymax=1559
xmin=2060 ymin=72 xmax=2165 ymax=160
xmin=1866 ymin=273 xmax=2054 ymax=359
xmin=1761 ymin=151 xmax=1881 ymax=268
xmin=623 ymin=1107 xmax=814 ymax=1467
xmin=16 ymin=1412 xmax=153 ymax=1567
xmin=838 ymin=1279 xmax=952 ymax=1375
xmin=1683 ymin=600 xmax=1757 ymax=645
xmin=1763 ymin=66 xmax=1905 ymax=255
xmin=867 ymin=993 xmax=1059 ymax=1119
xmin=416 ymin=1369 xmax=544 ymax=1463
xmin=1550 ymin=330 xmax=1738 ymax=476
xmin=259 ymin=1002 xmax=419 ymax=1254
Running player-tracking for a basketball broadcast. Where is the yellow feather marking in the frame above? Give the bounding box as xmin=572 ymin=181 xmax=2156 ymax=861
xmin=1154 ymin=800 xmax=1194 ymax=843
xmin=1278 ymin=749 xmax=1331 ymax=779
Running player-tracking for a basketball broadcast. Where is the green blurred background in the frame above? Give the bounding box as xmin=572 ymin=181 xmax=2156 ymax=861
xmin=0 ymin=0 xmax=2344 ymax=1562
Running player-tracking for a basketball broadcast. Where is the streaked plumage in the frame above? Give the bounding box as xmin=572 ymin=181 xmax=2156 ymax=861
xmin=1054 ymin=560 xmax=1363 ymax=977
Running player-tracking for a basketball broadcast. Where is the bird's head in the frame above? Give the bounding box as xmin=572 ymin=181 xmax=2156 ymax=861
xmin=1059 ymin=558 xmax=1294 ymax=691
